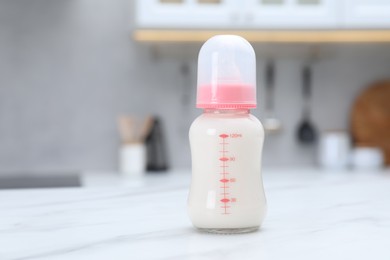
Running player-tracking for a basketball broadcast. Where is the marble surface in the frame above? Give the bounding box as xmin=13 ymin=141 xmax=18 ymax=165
xmin=1 ymin=168 xmax=390 ymax=260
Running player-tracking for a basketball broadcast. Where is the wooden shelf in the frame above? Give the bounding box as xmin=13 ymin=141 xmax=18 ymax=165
xmin=133 ymin=30 xmax=390 ymax=43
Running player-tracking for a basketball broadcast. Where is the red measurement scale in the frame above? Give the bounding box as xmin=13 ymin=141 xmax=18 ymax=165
xmin=219 ymin=133 xmax=232 ymax=215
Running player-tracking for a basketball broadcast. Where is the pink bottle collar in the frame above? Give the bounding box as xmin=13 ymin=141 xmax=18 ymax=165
xmin=196 ymin=84 xmax=256 ymax=109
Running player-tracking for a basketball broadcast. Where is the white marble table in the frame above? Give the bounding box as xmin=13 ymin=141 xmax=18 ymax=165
xmin=1 ymin=169 xmax=390 ymax=260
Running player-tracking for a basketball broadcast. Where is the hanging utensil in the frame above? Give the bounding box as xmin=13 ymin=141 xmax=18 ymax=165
xmin=263 ymin=60 xmax=282 ymax=133
xmin=297 ymin=64 xmax=317 ymax=144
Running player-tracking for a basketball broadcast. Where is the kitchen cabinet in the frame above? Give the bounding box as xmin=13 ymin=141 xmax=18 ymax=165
xmin=344 ymin=0 xmax=390 ymax=28
xmin=245 ymin=0 xmax=340 ymax=29
xmin=136 ymin=0 xmax=340 ymax=29
xmin=135 ymin=0 xmax=390 ymax=29
xmin=134 ymin=0 xmax=390 ymax=43
xmin=136 ymin=0 xmax=237 ymax=29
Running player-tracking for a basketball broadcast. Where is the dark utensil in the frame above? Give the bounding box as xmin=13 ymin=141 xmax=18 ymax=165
xmin=297 ymin=65 xmax=317 ymax=144
xmin=145 ymin=117 xmax=169 ymax=172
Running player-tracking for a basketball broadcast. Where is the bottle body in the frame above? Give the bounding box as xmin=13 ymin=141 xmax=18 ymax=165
xmin=188 ymin=109 xmax=266 ymax=233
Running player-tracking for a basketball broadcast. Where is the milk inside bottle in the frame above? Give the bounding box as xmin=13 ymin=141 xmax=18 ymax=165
xmin=188 ymin=35 xmax=267 ymax=234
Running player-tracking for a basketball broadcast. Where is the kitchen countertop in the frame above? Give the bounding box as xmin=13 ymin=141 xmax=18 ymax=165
xmin=1 ymin=168 xmax=390 ymax=260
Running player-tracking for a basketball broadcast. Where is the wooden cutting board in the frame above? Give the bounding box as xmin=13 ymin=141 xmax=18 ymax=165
xmin=351 ymin=80 xmax=390 ymax=165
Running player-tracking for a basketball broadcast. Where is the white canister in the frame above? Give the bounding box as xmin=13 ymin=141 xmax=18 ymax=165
xmin=351 ymin=147 xmax=384 ymax=170
xmin=120 ymin=143 xmax=146 ymax=176
xmin=318 ymin=131 xmax=351 ymax=170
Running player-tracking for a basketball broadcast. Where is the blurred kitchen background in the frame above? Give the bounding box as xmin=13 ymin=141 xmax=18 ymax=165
xmin=0 ymin=0 xmax=389 ymax=177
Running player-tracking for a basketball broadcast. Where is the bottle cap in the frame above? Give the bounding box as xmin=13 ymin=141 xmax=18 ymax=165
xmin=196 ymin=35 xmax=256 ymax=109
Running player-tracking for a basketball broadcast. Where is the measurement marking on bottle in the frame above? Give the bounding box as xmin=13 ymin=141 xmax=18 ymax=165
xmin=219 ymin=133 xmax=231 ymax=215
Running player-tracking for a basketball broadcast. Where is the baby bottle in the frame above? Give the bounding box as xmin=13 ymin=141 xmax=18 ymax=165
xmin=188 ymin=35 xmax=266 ymax=234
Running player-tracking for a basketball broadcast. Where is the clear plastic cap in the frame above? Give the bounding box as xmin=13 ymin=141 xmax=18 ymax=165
xmin=196 ymin=35 xmax=256 ymax=109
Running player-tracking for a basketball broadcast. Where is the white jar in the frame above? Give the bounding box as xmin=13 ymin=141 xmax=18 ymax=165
xmin=318 ymin=131 xmax=351 ymax=170
xmin=119 ymin=143 xmax=146 ymax=176
xmin=351 ymin=147 xmax=384 ymax=170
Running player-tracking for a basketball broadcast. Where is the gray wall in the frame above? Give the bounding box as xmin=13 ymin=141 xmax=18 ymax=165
xmin=0 ymin=0 xmax=389 ymax=172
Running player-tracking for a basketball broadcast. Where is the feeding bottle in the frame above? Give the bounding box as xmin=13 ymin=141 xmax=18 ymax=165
xmin=188 ymin=35 xmax=266 ymax=234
